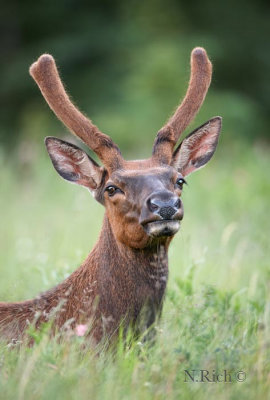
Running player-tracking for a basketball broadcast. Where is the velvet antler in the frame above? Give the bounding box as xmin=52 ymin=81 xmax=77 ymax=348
xmin=152 ymin=47 xmax=212 ymax=163
xmin=30 ymin=54 xmax=123 ymax=171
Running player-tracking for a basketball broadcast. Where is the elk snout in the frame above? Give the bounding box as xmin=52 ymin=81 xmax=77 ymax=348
xmin=140 ymin=191 xmax=183 ymax=237
xmin=140 ymin=191 xmax=183 ymax=226
xmin=148 ymin=192 xmax=181 ymax=218
xmin=147 ymin=195 xmax=181 ymax=219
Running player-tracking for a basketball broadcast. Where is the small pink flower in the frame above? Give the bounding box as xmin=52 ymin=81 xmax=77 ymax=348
xmin=75 ymin=324 xmax=88 ymax=337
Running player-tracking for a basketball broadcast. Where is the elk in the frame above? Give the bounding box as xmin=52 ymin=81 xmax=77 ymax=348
xmin=0 ymin=48 xmax=221 ymax=346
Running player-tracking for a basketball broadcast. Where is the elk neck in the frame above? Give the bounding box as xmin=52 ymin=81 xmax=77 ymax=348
xmin=90 ymin=215 xmax=171 ymax=290
xmin=79 ymin=215 xmax=171 ymax=340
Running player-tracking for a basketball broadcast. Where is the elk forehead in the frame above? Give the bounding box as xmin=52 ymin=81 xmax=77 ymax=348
xmin=109 ymin=165 xmax=179 ymax=193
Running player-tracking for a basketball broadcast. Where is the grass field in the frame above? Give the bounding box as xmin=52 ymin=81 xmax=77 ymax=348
xmin=0 ymin=138 xmax=269 ymax=399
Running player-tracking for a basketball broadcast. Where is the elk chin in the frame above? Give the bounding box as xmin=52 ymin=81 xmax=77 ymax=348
xmin=143 ymin=220 xmax=180 ymax=238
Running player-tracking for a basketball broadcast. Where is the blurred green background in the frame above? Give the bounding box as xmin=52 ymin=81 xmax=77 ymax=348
xmin=0 ymin=0 xmax=269 ymax=153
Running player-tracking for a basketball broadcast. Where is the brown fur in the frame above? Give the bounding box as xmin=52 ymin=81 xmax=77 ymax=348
xmin=0 ymin=48 xmax=222 ymax=346
xmin=152 ymin=47 xmax=212 ymax=164
xmin=29 ymin=55 xmax=123 ymax=171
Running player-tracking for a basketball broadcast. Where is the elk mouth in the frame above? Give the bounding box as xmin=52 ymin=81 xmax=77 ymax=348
xmin=142 ymin=220 xmax=180 ymax=237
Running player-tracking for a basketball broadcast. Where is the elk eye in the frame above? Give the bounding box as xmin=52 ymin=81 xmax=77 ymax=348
xmin=176 ymin=178 xmax=186 ymax=189
xmin=105 ymin=185 xmax=121 ymax=197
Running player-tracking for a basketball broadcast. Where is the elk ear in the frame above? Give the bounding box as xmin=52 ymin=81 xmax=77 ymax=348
xmin=171 ymin=117 xmax=222 ymax=176
xmin=45 ymin=137 xmax=105 ymax=194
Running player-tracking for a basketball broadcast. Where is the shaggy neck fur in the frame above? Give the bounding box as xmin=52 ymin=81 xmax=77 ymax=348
xmin=0 ymin=216 xmax=171 ymax=344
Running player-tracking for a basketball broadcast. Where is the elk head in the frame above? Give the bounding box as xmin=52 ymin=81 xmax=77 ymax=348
xmin=30 ymin=48 xmax=221 ymax=249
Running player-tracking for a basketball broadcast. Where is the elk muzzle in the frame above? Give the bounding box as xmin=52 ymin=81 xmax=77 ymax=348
xmin=140 ymin=191 xmax=184 ymax=237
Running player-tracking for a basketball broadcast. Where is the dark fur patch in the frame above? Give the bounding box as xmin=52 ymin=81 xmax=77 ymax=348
xmin=152 ymin=127 xmax=174 ymax=159
xmin=154 ymin=135 xmax=172 ymax=146
xmin=94 ymin=168 xmax=108 ymax=205
xmin=153 ymin=128 xmax=173 ymax=145
xmin=57 ymin=169 xmax=79 ymax=182
xmin=100 ymin=136 xmax=121 ymax=152
xmin=192 ymin=148 xmax=217 ymax=168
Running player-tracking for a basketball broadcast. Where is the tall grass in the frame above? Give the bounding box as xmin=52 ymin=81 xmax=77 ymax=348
xmin=0 ymin=139 xmax=269 ymax=399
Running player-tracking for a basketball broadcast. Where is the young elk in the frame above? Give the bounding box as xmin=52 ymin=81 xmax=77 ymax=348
xmin=0 ymin=48 xmax=221 ymax=346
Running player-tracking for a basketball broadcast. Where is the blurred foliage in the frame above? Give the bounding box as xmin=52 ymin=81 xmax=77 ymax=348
xmin=0 ymin=0 xmax=269 ymax=154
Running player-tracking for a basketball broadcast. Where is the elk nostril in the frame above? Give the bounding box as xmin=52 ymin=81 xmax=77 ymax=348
xmin=174 ymin=198 xmax=181 ymax=209
xmin=147 ymin=198 xmax=159 ymax=212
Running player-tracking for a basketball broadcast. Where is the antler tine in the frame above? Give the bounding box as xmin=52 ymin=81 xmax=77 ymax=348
xmin=30 ymin=54 xmax=123 ymax=171
xmin=152 ymin=47 xmax=212 ymax=163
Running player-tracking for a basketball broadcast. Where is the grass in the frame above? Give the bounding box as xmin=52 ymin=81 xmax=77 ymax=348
xmin=0 ymin=138 xmax=269 ymax=399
